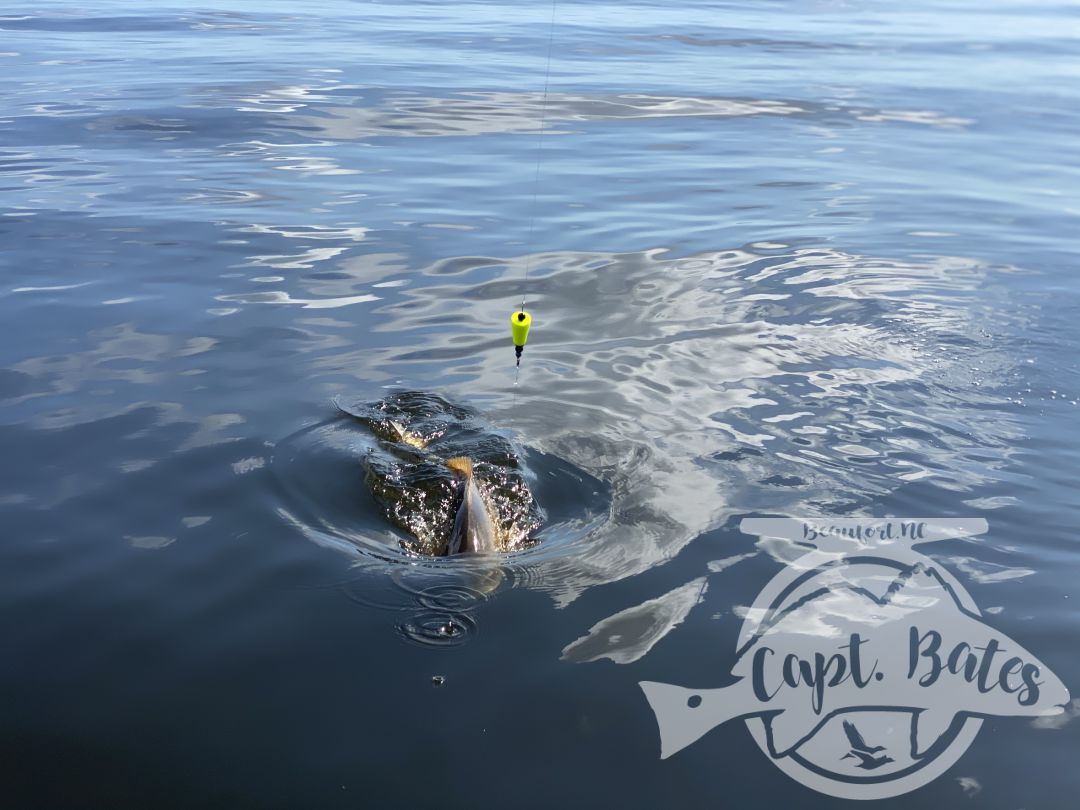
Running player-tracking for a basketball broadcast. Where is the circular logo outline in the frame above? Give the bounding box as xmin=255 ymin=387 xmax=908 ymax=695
xmin=738 ymin=549 xmax=984 ymax=800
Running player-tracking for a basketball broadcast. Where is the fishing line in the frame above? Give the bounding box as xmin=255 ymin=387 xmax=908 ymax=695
xmin=508 ymin=0 xmax=555 ymax=369
xmin=507 ymin=361 xmax=521 ymax=467
xmin=520 ymin=0 xmax=559 ymax=314
xmin=507 ymin=0 xmax=557 ymax=459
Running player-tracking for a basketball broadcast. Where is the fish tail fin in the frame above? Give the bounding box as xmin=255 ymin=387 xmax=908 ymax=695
xmin=446 ymin=456 xmax=474 ymax=479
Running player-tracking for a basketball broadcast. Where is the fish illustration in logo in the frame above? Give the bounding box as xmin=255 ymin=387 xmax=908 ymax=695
xmin=640 ymin=560 xmax=1069 ymax=772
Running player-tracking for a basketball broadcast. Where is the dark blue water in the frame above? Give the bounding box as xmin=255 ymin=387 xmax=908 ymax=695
xmin=2 ymin=1 xmax=1078 ymax=807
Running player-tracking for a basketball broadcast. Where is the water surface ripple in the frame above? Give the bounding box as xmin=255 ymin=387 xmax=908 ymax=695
xmin=1 ymin=1 xmax=1078 ymax=808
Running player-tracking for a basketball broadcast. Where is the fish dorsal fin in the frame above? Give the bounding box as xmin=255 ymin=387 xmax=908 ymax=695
xmin=446 ymin=456 xmax=474 ymax=478
xmin=389 ymin=420 xmax=428 ymax=449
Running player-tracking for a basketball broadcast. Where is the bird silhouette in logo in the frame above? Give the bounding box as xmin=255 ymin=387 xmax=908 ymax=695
xmin=840 ymin=720 xmax=894 ymax=770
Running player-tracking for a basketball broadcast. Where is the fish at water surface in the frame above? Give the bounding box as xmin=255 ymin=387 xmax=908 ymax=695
xmin=335 ymin=392 xmax=542 ymax=556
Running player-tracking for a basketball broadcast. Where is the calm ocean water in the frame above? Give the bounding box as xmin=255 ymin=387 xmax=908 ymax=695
xmin=2 ymin=1 xmax=1079 ymax=807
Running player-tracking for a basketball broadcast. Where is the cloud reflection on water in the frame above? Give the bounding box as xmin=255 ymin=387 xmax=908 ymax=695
xmin=323 ymin=240 xmax=1027 ymax=605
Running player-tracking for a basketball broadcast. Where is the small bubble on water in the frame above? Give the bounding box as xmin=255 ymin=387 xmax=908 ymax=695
xmin=432 ymin=675 xmax=445 ymax=687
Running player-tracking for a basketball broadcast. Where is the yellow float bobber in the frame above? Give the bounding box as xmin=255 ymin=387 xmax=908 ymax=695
xmin=511 ymin=310 xmax=532 ymax=366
